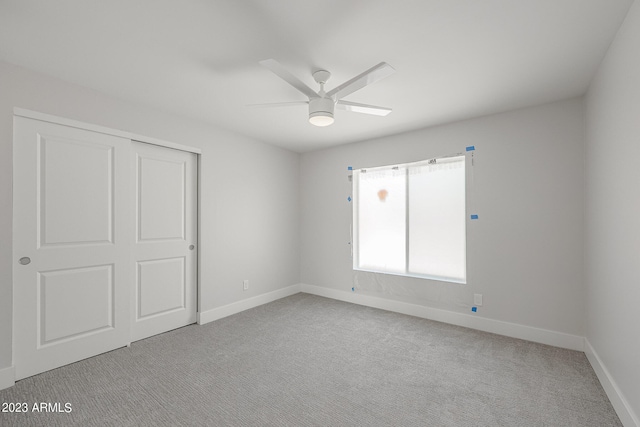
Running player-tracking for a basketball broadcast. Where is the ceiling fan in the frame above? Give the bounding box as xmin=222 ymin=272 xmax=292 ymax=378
xmin=252 ymin=59 xmax=396 ymax=127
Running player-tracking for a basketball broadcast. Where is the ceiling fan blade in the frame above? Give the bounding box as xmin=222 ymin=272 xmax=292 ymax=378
xmin=247 ymin=101 xmax=308 ymax=108
xmin=336 ymin=100 xmax=392 ymax=116
xmin=326 ymin=62 xmax=395 ymax=101
xmin=259 ymin=59 xmax=318 ymax=99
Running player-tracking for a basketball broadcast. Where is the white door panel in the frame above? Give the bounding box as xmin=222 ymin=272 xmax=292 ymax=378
xmin=137 ymin=155 xmax=186 ymax=241
xmin=132 ymin=141 xmax=197 ymax=341
xmin=38 ymin=135 xmax=114 ymax=246
xmin=13 ymin=117 xmax=131 ymax=380
xmin=39 ymin=264 xmax=114 ymax=344
xmin=137 ymin=257 xmax=185 ymax=318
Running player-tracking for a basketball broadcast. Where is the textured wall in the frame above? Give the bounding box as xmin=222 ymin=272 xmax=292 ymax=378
xmin=301 ymin=98 xmax=585 ymax=336
xmin=585 ymin=0 xmax=640 ymax=422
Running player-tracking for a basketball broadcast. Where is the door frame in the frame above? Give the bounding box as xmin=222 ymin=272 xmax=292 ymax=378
xmin=12 ymin=107 xmax=202 ymax=356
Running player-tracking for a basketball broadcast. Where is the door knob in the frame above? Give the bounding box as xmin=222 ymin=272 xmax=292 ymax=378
xmin=189 ymin=245 xmax=195 ymax=250
xmin=19 ymin=257 xmax=31 ymax=265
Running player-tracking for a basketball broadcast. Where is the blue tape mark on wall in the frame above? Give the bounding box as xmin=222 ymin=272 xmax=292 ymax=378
xmin=470 ymin=214 xmax=479 ymax=220
xmin=347 ymin=196 xmax=352 ymax=202
xmin=348 ymin=166 xmax=353 ymax=170
xmin=471 ymin=307 xmax=477 ymax=312
xmin=352 ymin=287 xmax=355 ymax=292
xmin=466 ymin=146 xmax=475 ymax=151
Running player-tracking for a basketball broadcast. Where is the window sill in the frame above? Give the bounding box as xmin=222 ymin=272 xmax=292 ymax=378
xmin=353 ymin=267 xmax=467 ymax=285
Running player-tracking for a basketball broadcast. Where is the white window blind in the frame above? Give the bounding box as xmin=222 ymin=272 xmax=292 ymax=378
xmin=353 ymin=155 xmax=466 ymax=283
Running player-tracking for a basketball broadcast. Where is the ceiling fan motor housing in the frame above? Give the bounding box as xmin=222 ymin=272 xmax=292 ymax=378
xmin=308 ymin=97 xmax=335 ymax=126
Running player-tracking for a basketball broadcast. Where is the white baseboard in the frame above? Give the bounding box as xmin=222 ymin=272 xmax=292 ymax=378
xmin=0 ymin=365 xmax=15 ymax=391
xmin=585 ymin=339 xmax=639 ymax=427
xmin=198 ymin=284 xmax=302 ymax=325
xmin=300 ymin=284 xmax=585 ymax=351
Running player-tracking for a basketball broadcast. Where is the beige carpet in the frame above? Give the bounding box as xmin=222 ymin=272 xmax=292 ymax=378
xmin=0 ymin=293 xmax=622 ymax=426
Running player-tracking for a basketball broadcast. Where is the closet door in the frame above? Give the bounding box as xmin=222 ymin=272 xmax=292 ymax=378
xmin=131 ymin=141 xmax=197 ymax=342
xmin=13 ymin=116 xmax=131 ymax=380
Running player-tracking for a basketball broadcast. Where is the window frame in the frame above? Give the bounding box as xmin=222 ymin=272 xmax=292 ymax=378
xmin=352 ymin=154 xmax=468 ymax=284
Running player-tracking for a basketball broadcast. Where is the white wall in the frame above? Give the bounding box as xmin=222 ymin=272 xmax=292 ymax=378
xmin=584 ymin=0 xmax=640 ymax=423
xmin=0 ymin=61 xmax=300 ymax=371
xmin=301 ymin=98 xmax=585 ymax=337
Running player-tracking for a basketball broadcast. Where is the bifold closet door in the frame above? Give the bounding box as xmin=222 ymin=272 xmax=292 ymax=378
xmin=131 ymin=141 xmax=197 ymax=342
xmin=13 ymin=116 xmax=131 ymax=380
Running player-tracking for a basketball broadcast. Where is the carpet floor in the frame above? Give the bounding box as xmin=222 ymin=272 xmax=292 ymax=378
xmin=0 ymin=293 xmax=622 ymax=426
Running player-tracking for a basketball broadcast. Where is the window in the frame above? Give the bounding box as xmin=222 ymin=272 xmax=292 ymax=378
xmin=352 ymin=155 xmax=466 ymax=283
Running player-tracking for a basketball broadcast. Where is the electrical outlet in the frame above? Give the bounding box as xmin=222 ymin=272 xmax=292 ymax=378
xmin=474 ymin=293 xmax=483 ymax=306
xmin=243 ymin=280 xmax=249 ymax=291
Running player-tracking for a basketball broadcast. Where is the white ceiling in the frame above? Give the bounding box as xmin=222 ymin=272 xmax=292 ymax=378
xmin=0 ymin=0 xmax=633 ymax=152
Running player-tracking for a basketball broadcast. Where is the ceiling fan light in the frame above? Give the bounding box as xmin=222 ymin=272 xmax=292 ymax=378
xmin=309 ymin=112 xmax=334 ymax=127
xmin=308 ymin=97 xmax=335 ymax=127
